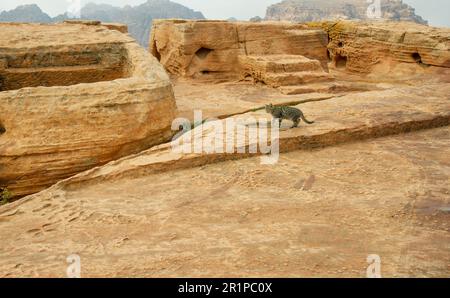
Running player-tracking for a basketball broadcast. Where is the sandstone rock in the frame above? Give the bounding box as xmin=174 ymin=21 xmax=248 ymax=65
xmin=41 ymin=83 xmax=450 ymax=187
xmin=0 ymin=22 xmax=177 ymax=198
xmin=239 ymin=55 xmax=334 ymax=87
xmin=266 ymin=0 xmax=427 ymax=25
xmin=173 ymin=79 xmax=342 ymax=122
xmin=312 ymin=20 xmax=450 ymax=73
xmin=63 ymin=20 xmax=129 ymax=33
xmin=150 ymin=20 xmax=330 ymax=79
xmin=101 ymin=23 xmax=129 ymax=34
xmin=0 ymin=18 xmax=449 ymax=278
xmin=151 ymin=19 xmax=450 ymax=93
xmin=63 ymin=19 xmax=102 ymax=26
xmin=0 ymin=127 xmax=448 ymax=277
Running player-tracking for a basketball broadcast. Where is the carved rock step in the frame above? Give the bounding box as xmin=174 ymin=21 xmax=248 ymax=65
xmin=263 ymin=71 xmax=334 ymax=87
xmin=239 ymin=55 xmax=334 ymax=87
xmin=239 ymin=55 xmax=325 ymax=74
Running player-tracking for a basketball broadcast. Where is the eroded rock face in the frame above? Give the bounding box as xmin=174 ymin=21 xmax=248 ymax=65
xmin=0 ymin=22 xmax=177 ymax=198
xmin=266 ymin=0 xmax=427 ymax=25
xmin=150 ymin=19 xmax=450 ymax=88
xmin=150 ymin=20 xmax=330 ymax=79
xmin=316 ymin=20 xmax=450 ymax=73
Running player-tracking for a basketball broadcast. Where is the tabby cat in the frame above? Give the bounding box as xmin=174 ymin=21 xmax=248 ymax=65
xmin=265 ymin=104 xmax=314 ymax=128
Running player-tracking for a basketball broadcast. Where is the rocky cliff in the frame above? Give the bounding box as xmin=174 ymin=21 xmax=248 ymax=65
xmin=0 ymin=4 xmax=52 ymax=23
xmin=266 ymin=0 xmax=427 ymax=24
xmin=317 ymin=20 xmax=450 ymax=73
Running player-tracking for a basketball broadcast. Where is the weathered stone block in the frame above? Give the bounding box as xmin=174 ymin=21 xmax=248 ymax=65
xmin=0 ymin=22 xmax=177 ymax=198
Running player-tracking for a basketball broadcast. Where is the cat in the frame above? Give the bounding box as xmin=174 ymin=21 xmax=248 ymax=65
xmin=265 ymin=104 xmax=314 ymax=128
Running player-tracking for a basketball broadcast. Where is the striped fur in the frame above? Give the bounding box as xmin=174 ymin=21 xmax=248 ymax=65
xmin=265 ymin=104 xmax=314 ymax=128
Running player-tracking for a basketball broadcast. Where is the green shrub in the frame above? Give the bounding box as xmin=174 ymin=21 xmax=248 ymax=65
xmin=0 ymin=187 xmax=12 ymax=206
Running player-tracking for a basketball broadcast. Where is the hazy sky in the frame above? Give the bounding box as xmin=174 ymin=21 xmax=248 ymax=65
xmin=0 ymin=0 xmax=448 ymax=27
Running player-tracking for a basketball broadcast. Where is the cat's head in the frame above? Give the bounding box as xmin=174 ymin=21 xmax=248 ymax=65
xmin=265 ymin=104 xmax=274 ymax=113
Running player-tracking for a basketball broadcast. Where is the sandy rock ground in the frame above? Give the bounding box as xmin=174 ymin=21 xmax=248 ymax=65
xmin=2 ymin=20 xmax=450 ymax=277
xmin=173 ymin=66 xmax=448 ymax=122
xmin=0 ymin=127 xmax=448 ymax=277
xmin=1 ymin=65 xmax=449 ymax=277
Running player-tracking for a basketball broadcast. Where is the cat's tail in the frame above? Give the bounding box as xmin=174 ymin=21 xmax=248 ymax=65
xmin=301 ymin=114 xmax=315 ymax=125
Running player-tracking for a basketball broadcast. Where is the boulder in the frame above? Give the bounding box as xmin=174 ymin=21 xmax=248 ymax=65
xmin=0 ymin=22 xmax=177 ymax=198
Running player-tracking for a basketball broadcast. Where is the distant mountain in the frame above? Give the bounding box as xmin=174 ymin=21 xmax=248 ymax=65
xmin=0 ymin=4 xmax=52 ymax=23
xmin=0 ymin=0 xmax=205 ymax=48
xmin=265 ymin=0 xmax=427 ymax=25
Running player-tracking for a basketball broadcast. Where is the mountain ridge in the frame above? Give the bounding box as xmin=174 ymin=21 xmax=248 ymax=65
xmin=265 ymin=0 xmax=427 ymax=25
xmin=0 ymin=4 xmax=52 ymax=23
